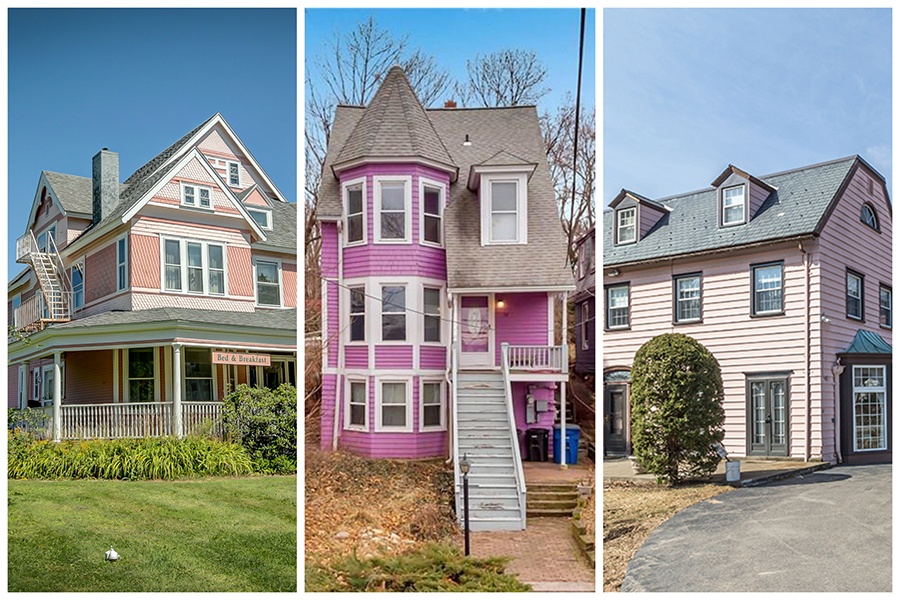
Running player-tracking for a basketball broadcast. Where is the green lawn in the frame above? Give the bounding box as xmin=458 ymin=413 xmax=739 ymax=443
xmin=8 ymin=476 xmax=296 ymax=592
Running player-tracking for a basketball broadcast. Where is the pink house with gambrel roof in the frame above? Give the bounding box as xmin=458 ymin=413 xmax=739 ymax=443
xmin=603 ymin=156 xmax=892 ymax=465
xmin=316 ymin=67 xmax=574 ymax=530
xmin=8 ymin=114 xmax=297 ymax=440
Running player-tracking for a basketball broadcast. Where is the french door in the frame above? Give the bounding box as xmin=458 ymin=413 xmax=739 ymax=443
xmin=747 ymin=376 xmax=789 ymax=456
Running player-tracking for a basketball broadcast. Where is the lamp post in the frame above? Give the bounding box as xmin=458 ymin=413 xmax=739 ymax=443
xmin=460 ymin=453 xmax=471 ymax=556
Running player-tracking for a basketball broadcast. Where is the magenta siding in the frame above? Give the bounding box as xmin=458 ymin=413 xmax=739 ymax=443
xmin=420 ymin=346 xmax=446 ymax=370
xmin=345 ymin=346 xmax=368 ymax=368
xmin=494 ymin=292 xmax=550 ymax=364
xmin=510 ymin=382 xmax=557 ymax=458
xmin=321 ymin=222 xmax=339 ymax=369
xmin=375 ymin=346 xmax=413 ymax=369
xmin=320 ymin=374 xmax=337 ymax=449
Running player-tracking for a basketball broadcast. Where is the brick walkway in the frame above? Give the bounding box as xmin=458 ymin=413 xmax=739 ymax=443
xmin=466 ymin=517 xmax=595 ymax=590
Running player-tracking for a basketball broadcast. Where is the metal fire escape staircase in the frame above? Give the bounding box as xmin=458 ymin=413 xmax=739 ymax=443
xmin=15 ymin=231 xmax=73 ymax=333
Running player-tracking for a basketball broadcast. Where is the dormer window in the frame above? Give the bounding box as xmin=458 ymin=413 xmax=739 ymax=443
xmin=616 ymin=207 xmax=636 ymax=244
xmin=247 ymin=208 xmax=272 ymax=230
xmin=861 ymin=203 xmax=879 ymax=231
xmin=480 ymin=173 xmax=528 ymax=245
xmin=722 ymin=185 xmax=746 ymax=226
xmin=182 ymin=183 xmax=212 ymax=209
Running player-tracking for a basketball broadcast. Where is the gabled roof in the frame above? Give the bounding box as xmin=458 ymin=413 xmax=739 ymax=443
xmin=332 ymin=66 xmax=456 ymax=176
xmin=123 ymin=115 xmax=215 ymax=186
xmin=253 ymin=201 xmax=297 ymax=253
xmin=711 ymin=164 xmax=778 ymax=192
xmin=604 ymin=155 xmax=870 ymax=268
xmin=609 ymin=189 xmax=668 ymax=212
xmin=841 ymin=329 xmax=892 ymax=354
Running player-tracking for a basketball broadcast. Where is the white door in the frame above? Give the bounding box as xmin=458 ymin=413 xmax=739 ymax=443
xmin=459 ymin=295 xmax=493 ymax=368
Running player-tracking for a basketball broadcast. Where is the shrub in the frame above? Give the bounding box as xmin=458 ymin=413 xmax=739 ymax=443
xmin=630 ymin=333 xmax=725 ymax=485
xmin=8 ymin=408 xmax=51 ymax=440
xmin=222 ymin=384 xmax=297 ymax=474
xmin=8 ymin=436 xmax=253 ymax=480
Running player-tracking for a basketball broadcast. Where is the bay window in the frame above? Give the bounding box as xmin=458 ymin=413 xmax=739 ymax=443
xmin=375 ymin=176 xmax=411 ymax=243
xmin=381 ymin=285 xmax=406 ymax=341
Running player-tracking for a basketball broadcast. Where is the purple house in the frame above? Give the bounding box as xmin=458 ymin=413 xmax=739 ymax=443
xmin=316 ymin=67 xmax=573 ymax=530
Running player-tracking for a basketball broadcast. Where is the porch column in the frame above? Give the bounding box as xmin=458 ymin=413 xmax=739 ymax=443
xmin=560 ymin=292 xmax=567 ymax=468
xmin=172 ymin=343 xmax=183 ymax=438
xmin=52 ymin=351 xmax=62 ymax=442
xmin=17 ymin=364 xmax=26 ymax=410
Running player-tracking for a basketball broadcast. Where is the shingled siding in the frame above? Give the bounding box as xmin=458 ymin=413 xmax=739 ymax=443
xmin=281 ymin=261 xmax=298 ymax=308
xmin=339 ymin=163 xmax=450 ymax=281
xmin=131 ymin=233 xmax=161 ymax=289
xmin=494 ymin=292 xmax=551 ymax=365
xmin=64 ymin=350 xmax=114 ymax=404
xmin=85 ymin=241 xmax=118 ymax=303
xmin=603 ymin=242 xmax=820 ymax=458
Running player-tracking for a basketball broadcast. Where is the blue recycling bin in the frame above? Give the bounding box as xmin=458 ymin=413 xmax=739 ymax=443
xmin=552 ymin=423 xmax=580 ymax=465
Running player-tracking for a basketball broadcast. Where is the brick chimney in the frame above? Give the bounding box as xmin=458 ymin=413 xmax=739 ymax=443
xmin=92 ymin=148 xmax=119 ymax=224
xmin=444 ymin=100 xmax=457 ymax=109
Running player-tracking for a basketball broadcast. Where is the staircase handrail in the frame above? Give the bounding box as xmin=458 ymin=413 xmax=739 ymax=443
xmin=501 ymin=342 xmax=527 ymax=527
xmin=47 ymin=234 xmax=74 ymax=303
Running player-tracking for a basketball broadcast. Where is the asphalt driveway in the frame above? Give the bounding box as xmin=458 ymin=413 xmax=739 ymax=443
xmin=621 ymin=465 xmax=891 ymax=592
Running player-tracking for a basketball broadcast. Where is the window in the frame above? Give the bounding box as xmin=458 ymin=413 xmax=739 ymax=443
xmin=852 ymin=366 xmax=886 ymax=451
xmin=227 ymin=161 xmax=240 ymax=187
xmin=11 ymin=294 xmax=21 ymax=328
xmin=722 ymin=185 xmax=746 ymax=226
xmin=128 ymin=348 xmax=155 ymax=402
xmin=37 ymin=225 xmax=57 ymax=253
xmin=381 ymin=285 xmax=406 ymax=341
xmin=163 ymin=239 xmax=226 ymax=295
xmin=184 ymin=348 xmax=213 ymax=401
xmin=581 ymin=302 xmax=591 ymax=350
xmin=343 ymin=180 xmax=366 ymax=245
xmin=247 ymin=208 xmax=271 ymax=230
xmin=187 ymin=242 xmax=203 ymax=293
xmin=751 ymin=263 xmax=783 ymax=315
xmin=490 ymin=181 xmax=519 ymax=242
xmin=349 ymin=287 xmax=366 ymax=342
xmin=71 ymin=263 xmax=84 ymax=309
xmin=423 ymin=287 xmax=441 ymax=343
xmin=420 ymin=380 xmax=446 ymax=431
xmin=616 ymin=208 xmax=636 ymax=244
xmin=117 ymin=237 xmax=128 ymax=291
xmin=375 ymin=177 xmax=411 ymax=242
xmin=846 ymin=270 xmax=864 ymax=320
xmin=164 ymin=240 xmax=181 ymax=291
xmin=346 ymin=379 xmax=368 ymax=430
xmin=182 ymin=183 xmax=212 ymax=209
xmin=32 ymin=368 xmax=40 ymax=404
xmin=421 ymin=181 xmax=443 ymax=246
xmin=378 ymin=380 xmax=410 ymax=431
xmin=880 ymin=285 xmax=891 ymax=328
xmin=480 ymin=173 xmax=528 ymax=245
xmin=208 ymin=245 xmax=225 ymax=295
xmin=674 ymin=273 xmax=702 ymax=323
xmin=606 ymin=284 xmax=630 ymax=329
xmin=861 ymin=204 xmax=879 ymax=230
xmin=256 ymin=260 xmax=281 ymax=307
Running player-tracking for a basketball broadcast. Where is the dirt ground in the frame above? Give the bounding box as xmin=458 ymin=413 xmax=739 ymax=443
xmin=603 ymin=480 xmax=728 ymax=592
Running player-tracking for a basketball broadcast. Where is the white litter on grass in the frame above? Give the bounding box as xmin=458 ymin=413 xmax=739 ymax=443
xmin=105 ymin=546 xmax=119 ymax=561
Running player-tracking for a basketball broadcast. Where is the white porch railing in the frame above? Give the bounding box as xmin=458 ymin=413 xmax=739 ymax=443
xmin=183 ymin=402 xmax=225 ymax=437
xmin=57 ymin=402 xmax=223 ymax=439
xmin=500 ymin=343 xmax=528 ymax=527
xmin=506 ymin=344 xmax=568 ymax=373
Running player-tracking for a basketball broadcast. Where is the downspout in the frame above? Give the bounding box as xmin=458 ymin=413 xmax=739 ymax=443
xmin=331 ymin=222 xmax=344 ymax=451
xmin=445 ymin=291 xmax=455 ymax=464
xmin=832 ymin=359 xmax=845 ymax=464
xmin=800 ymin=242 xmax=811 ymax=462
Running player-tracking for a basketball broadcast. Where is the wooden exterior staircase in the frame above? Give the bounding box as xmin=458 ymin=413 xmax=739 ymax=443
xmin=14 ymin=231 xmax=73 ymax=334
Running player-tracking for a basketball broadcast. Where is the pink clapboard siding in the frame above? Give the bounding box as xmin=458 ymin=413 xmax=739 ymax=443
xmin=340 ymin=163 xmax=450 ymax=280
xmin=8 ymin=365 xmax=20 ymax=408
xmin=321 ymin=222 xmax=340 ymax=369
xmin=494 ymin=292 xmax=551 ymax=364
xmin=375 ymin=346 xmax=414 ymax=369
xmin=419 ymin=346 xmax=447 ymax=370
xmin=228 ymin=247 xmax=254 ymax=297
xmin=131 ymin=234 xmax=161 ymax=289
xmin=65 ymin=350 xmax=114 ymax=404
xmin=85 ymin=241 xmax=118 ymax=303
xmin=345 ymin=346 xmax=368 ymax=368
xmin=282 ymin=262 xmax=298 ymax=307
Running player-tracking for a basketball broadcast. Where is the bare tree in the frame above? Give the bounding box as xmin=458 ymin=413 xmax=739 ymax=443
xmin=461 ymin=49 xmax=550 ymax=107
xmin=542 ymin=96 xmax=595 ymax=265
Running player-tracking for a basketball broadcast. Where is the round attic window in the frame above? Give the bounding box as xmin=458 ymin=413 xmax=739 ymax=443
xmin=861 ymin=203 xmax=879 ymax=231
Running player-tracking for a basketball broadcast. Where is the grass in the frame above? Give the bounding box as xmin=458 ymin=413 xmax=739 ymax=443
xmin=603 ymin=480 xmax=728 ymax=591
xmin=8 ymin=476 xmax=297 ymax=592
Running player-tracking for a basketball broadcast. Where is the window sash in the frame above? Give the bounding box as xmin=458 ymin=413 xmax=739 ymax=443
xmin=128 ymin=348 xmax=154 ymax=402
xmin=617 ymin=208 xmax=636 ymax=243
xmin=381 ymin=286 xmax=406 ymax=341
xmin=379 ymin=182 xmax=407 ymax=240
xmin=71 ymin=265 xmax=84 ymax=308
xmin=380 ymin=381 xmax=408 ymax=428
xmin=424 ymin=287 xmax=441 ymax=343
xmin=349 ymin=381 xmax=366 ymax=427
xmin=675 ymin=276 xmax=701 ymax=322
xmin=723 ymin=186 xmax=745 ymax=225
xmin=607 ymin=286 xmax=629 ymax=328
xmin=256 ymin=261 xmax=281 ymax=306
xmin=847 ymin=272 xmax=863 ymax=319
xmin=228 ymin=162 xmax=240 ymax=186
xmin=117 ymin=238 xmax=127 ymax=291
xmin=753 ymin=265 xmax=782 ymax=314
xmin=346 ymin=185 xmax=364 ymax=243
xmin=184 ymin=348 xmax=213 ymax=401
xmin=422 ymin=382 xmax=443 ymax=429
xmin=852 ymin=365 xmax=887 ymax=451
xmin=423 ymin=185 xmax=442 ymax=244
xmin=349 ymin=287 xmax=366 ymax=342
xmin=880 ymin=286 xmax=892 ymax=327
xmin=490 ymin=181 xmax=519 ymax=242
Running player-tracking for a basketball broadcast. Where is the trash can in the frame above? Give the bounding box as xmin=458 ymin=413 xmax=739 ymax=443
xmin=524 ymin=428 xmax=549 ymax=462
xmin=553 ymin=423 xmax=581 ymax=465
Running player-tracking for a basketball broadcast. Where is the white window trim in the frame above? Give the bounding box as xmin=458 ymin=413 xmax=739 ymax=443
xmin=116 ymin=235 xmax=129 ymax=292
xmin=180 ymin=181 xmax=214 ymax=210
xmin=851 ymin=365 xmax=887 ymax=452
xmin=247 ymin=207 xmax=273 ymax=231
xmin=374 ymin=175 xmax=413 ymax=244
xmin=39 ymin=364 xmax=64 ymax=405
xmin=481 ymin=172 xmax=528 ymax=245
xmin=71 ymin=260 xmax=85 ymax=310
xmin=581 ymin=302 xmax=591 ymax=350
xmin=125 ymin=347 xmax=160 ymax=403
xmin=421 ymin=285 xmax=444 ymax=345
xmin=226 ymin=161 xmax=241 ymax=188
xmin=346 ymin=283 xmax=368 ymax=345
xmin=607 ymin=284 xmax=630 ymax=329
xmin=11 ymin=293 xmax=21 ymax=329
xmin=254 ymin=257 xmax=284 ymax=308
xmin=344 ymin=376 xmax=369 ymax=432
xmin=419 ymin=378 xmax=447 ymax=432
xmin=159 ymin=237 xmax=229 ymax=297
xmin=419 ymin=177 xmax=445 ymax=248
xmin=722 ymin=184 xmax=747 ymax=226
xmin=342 ymin=177 xmax=367 ymax=247
xmin=380 ymin=282 xmax=409 ymax=344
xmin=375 ymin=376 xmax=413 ymax=432
xmin=616 ymin=207 xmax=636 ymax=245
xmin=674 ymin=274 xmax=702 ymax=323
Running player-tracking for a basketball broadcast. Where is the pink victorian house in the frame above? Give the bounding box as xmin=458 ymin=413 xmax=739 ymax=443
xmin=603 ymin=156 xmax=892 ymax=466
xmin=316 ymin=67 xmax=574 ymax=530
xmin=8 ymin=114 xmax=297 ymax=440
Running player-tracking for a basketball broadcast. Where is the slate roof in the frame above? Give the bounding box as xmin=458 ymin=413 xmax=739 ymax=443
xmin=841 ymin=329 xmax=892 ymax=354
xmin=333 ymin=66 xmax=455 ymax=173
xmin=603 ymin=156 xmax=862 ymax=267
xmin=51 ymin=307 xmax=297 ymax=332
xmin=42 ymin=171 xmax=127 ymax=217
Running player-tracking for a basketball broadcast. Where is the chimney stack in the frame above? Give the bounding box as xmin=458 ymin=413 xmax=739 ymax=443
xmin=92 ymin=148 xmax=119 ymax=224
xmin=444 ymin=100 xmax=457 ymax=109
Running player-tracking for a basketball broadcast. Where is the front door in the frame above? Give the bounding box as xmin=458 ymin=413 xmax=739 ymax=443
xmin=747 ymin=377 xmax=789 ymax=456
xmin=459 ymin=295 xmax=493 ymax=368
xmin=604 ymin=384 xmax=628 ymax=455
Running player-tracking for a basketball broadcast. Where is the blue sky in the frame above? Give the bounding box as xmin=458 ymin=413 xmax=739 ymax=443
xmin=7 ymin=8 xmax=296 ymax=278
xmin=604 ymin=8 xmax=891 ymax=204
xmin=304 ymin=8 xmax=596 ymax=115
